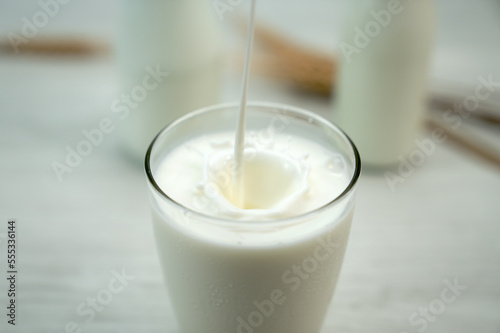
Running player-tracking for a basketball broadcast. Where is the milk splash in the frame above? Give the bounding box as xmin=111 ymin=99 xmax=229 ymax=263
xmin=195 ymin=132 xmax=312 ymax=220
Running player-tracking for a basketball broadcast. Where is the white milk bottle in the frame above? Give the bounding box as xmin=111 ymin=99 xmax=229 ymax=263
xmin=115 ymin=0 xmax=223 ymax=160
xmin=334 ymin=0 xmax=436 ymax=167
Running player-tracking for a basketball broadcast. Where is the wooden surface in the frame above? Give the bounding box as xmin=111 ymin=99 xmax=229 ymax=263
xmin=0 ymin=1 xmax=499 ymax=332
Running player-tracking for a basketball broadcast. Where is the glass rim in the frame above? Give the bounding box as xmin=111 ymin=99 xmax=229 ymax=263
xmin=145 ymin=101 xmax=361 ymax=225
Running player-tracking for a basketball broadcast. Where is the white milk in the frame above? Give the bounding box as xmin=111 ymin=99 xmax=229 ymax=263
xmin=232 ymin=0 xmax=257 ymax=207
xmin=151 ymin=130 xmax=355 ymax=333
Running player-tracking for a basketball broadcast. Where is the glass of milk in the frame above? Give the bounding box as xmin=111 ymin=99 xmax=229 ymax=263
xmin=145 ymin=102 xmax=360 ymax=333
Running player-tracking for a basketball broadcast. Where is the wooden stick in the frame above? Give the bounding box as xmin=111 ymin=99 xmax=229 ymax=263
xmin=426 ymin=114 xmax=500 ymax=170
xmin=430 ymin=93 xmax=500 ymax=127
xmin=233 ymin=19 xmax=336 ymax=95
xmin=0 ymin=38 xmax=109 ymax=55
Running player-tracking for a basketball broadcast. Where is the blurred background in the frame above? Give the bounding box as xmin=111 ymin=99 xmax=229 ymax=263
xmin=0 ymin=0 xmax=499 ymax=332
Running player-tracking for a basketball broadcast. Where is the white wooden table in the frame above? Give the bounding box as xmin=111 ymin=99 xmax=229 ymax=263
xmin=0 ymin=1 xmax=499 ymax=332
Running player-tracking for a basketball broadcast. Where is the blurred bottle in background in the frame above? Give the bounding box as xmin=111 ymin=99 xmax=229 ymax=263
xmin=334 ymin=0 xmax=436 ymax=167
xmin=115 ymin=0 xmax=223 ymax=161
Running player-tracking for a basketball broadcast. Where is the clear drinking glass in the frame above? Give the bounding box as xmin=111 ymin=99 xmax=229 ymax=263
xmin=145 ymin=102 xmax=360 ymax=333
